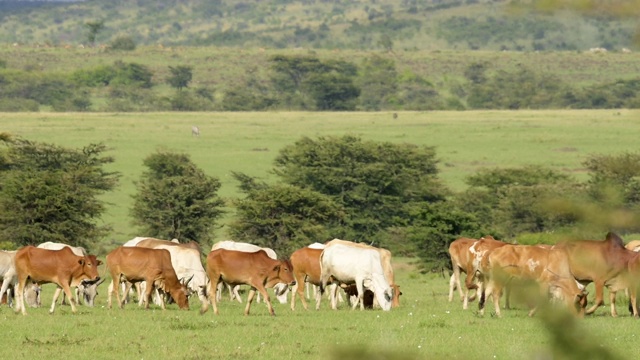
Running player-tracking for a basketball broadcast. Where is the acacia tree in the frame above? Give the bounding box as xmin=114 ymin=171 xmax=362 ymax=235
xmin=273 ymin=135 xmax=451 ymax=248
xmin=227 ymin=172 xmax=343 ymax=256
xmin=167 ymin=65 xmax=193 ymax=91
xmin=130 ymin=151 xmax=225 ymax=246
xmin=0 ymin=135 xmax=119 ymax=250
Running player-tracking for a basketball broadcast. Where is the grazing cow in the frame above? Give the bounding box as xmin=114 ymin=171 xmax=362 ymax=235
xmin=14 ymin=246 xmax=102 ymax=315
xmin=343 ymin=283 xmax=374 ymax=309
xmin=481 ymin=244 xmax=587 ymax=317
xmin=106 ymin=246 xmax=189 ymax=310
xmin=135 ymin=238 xmax=207 ymax=305
xmin=36 ymin=242 xmax=104 ymax=307
xmin=325 ymin=239 xmax=400 ymax=308
xmin=290 ymin=246 xmax=325 ymax=310
xmin=320 ymin=244 xmax=393 ymax=311
xmin=201 ymin=248 xmax=295 ymax=316
xmin=211 ymin=241 xmax=288 ymax=304
xmin=192 ymin=126 xmax=200 ymax=137
xmin=448 ymin=237 xmax=479 ymax=309
xmin=555 ymin=232 xmax=635 ymax=316
xmin=465 ymin=236 xmax=509 ymax=297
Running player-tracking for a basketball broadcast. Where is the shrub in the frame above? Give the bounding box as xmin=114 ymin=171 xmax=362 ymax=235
xmin=108 ymin=35 xmax=136 ymax=51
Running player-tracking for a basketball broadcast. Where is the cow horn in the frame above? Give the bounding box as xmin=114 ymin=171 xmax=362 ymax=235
xmin=182 ymin=275 xmax=194 ymax=286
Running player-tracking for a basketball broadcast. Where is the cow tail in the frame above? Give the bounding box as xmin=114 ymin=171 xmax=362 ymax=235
xmin=319 ymin=250 xmax=326 ymax=295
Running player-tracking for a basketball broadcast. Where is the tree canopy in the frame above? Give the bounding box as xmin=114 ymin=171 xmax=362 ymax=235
xmin=0 ymin=136 xmax=119 ymax=250
xmin=130 ymin=151 xmax=225 ymax=246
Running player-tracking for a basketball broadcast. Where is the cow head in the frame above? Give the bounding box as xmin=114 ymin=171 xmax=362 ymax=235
xmin=168 ymin=282 xmax=190 ymax=310
xmin=273 ymin=259 xmax=296 ymax=287
xmin=365 ymin=273 xmax=393 ymax=311
xmin=79 ymin=254 xmax=101 ymax=283
xmin=79 ymin=277 xmax=105 ymax=307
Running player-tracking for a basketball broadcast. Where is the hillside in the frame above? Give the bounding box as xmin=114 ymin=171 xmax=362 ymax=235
xmin=0 ymin=0 xmax=637 ymax=52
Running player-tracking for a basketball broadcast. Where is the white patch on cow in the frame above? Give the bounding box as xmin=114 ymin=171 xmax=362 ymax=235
xmin=526 ymin=258 xmax=540 ymax=272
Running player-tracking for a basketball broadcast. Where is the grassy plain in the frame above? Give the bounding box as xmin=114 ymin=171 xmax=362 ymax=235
xmin=3 ymin=110 xmax=640 ymax=359
xmin=3 ymin=110 xmax=640 ymax=243
xmin=2 ymin=257 xmax=637 ymax=360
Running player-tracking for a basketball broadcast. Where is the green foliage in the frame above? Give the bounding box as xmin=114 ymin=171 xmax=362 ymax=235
xmin=84 ymin=20 xmax=105 ymax=46
xmin=167 ymin=90 xmax=214 ymax=111
xmin=0 ymin=58 xmax=6 ymax=69
xmin=407 ymin=202 xmax=485 ymax=272
xmin=71 ymin=65 xmax=117 ymax=87
xmin=460 ymin=165 xmax=579 ymax=238
xmin=466 ymin=66 xmax=568 ymax=109
xmin=357 ymin=54 xmax=398 ymax=110
xmin=111 ymin=61 xmax=153 ymax=88
xmin=0 ymin=139 xmax=119 ymax=250
xmin=269 ymin=54 xmax=360 ymax=110
xmin=108 ymin=35 xmax=137 ymax=51
xmin=166 ymin=65 xmax=193 ymax=91
xmin=228 ymin=173 xmax=343 ymax=256
xmin=130 ymin=151 xmax=225 ymax=245
xmin=273 ymin=135 xmax=449 ymax=245
xmin=584 ymin=152 xmax=640 ymax=205
xmin=105 ymin=85 xmax=159 ymax=111
xmin=0 ymin=98 xmax=39 ymax=112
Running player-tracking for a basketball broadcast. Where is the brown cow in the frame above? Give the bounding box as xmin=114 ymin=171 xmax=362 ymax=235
xmin=325 ymin=239 xmax=401 ymax=308
xmin=201 ymin=249 xmax=295 ymax=316
xmin=290 ymin=246 xmax=324 ymax=311
xmin=14 ymin=246 xmax=102 ymax=315
xmin=448 ymin=237 xmax=479 ymax=309
xmin=555 ymin=232 xmax=635 ymax=316
xmin=481 ymin=244 xmax=587 ymax=317
xmin=106 ymin=246 xmax=189 ymax=310
xmin=464 ymin=237 xmax=508 ymax=290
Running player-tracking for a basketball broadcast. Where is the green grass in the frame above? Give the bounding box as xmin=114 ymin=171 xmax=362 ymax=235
xmin=3 ymin=110 xmax=640 ymax=243
xmin=4 ymin=257 xmax=638 ymax=360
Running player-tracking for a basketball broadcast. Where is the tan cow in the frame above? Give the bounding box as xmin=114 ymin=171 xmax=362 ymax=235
xmin=135 ymin=238 xmax=207 ymax=305
xmin=290 ymin=246 xmax=325 ymax=310
xmin=200 ymin=248 xmax=295 ymax=316
xmin=448 ymin=237 xmax=479 ymax=309
xmin=481 ymin=244 xmax=587 ymax=317
xmin=106 ymin=246 xmax=190 ymax=310
xmin=625 ymin=240 xmax=640 ymax=252
xmin=555 ymin=232 xmax=635 ymax=316
xmin=14 ymin=246 xmax=102 ymax=315
xmin=464 ymin=236 xmax=508 ymax=295
xmin=325 ymin=239 xmax=400 ymax=308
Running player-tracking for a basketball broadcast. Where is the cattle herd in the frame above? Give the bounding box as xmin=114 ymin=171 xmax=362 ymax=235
xmin=448 ymin=232 xmax=640 ymax=317
xmin=0 ymin=237 xmax=402 ymax=316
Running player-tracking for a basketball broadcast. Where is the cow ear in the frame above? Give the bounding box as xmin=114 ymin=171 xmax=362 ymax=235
xmin=96 ymin=260 xmax=103 ymax=266
xmin=78 ymin=259 xmax=85 ymax=266
xmin=273 ymin=265 xmax=281 ymax=272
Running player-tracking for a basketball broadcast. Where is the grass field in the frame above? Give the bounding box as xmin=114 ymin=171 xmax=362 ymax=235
xmin=3 ymin=110 xmax=640 ymax=244
xmin=3 ymin=257 xmax=638 ymax=360
xmin=3 ymin=110 xmax=640 ymax=359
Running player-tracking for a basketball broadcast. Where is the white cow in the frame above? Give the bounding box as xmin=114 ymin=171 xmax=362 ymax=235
xmin=320 ymin=243 xmax=393 ymax=311
xmin=0 ymin=250 xmax=40 ymax=308
xmin=211 ymin=240 xmax=288 ymax=304
xmin=36 ymin=242 xmax=104 ymax=306
xmin=135 ymin=238 xmax=208 ymax=305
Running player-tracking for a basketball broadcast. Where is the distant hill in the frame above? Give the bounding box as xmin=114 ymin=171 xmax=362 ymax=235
xmin=0 ymin=0 xmax=636 ymax=51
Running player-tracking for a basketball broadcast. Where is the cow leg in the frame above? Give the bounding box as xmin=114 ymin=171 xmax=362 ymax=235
xmin=630 ymin=287 xmax=639 ymax=317
xmin=448 ymin=273 xmax=456 ymax=302
xmin=0 ymin=277 xmax=12 ymax=307
xmin=330 ymin=283 xmax=339 ymax=310
xmin=50 ymin=287 xmax=63 ymax=313
xmin=233 ymin=285 xmax=243 ymax=303
xmin=355 ymin=281 xmax=365 ymax=311
xmin=248 ymin=284 xmax=274 ymax=316
xmin=585 ymin=281 xmax=605 ymax=315
xmin=15 ymin=276 xmax=28 ymax=315
xmin=609 ymin=290 xmax=618 ymax=318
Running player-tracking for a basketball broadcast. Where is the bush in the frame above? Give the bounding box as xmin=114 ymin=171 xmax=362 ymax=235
xmin=0 ymin=98 xmax=39 ymax=111
xmin=108 ymin=35 xmax=136 ymax=51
